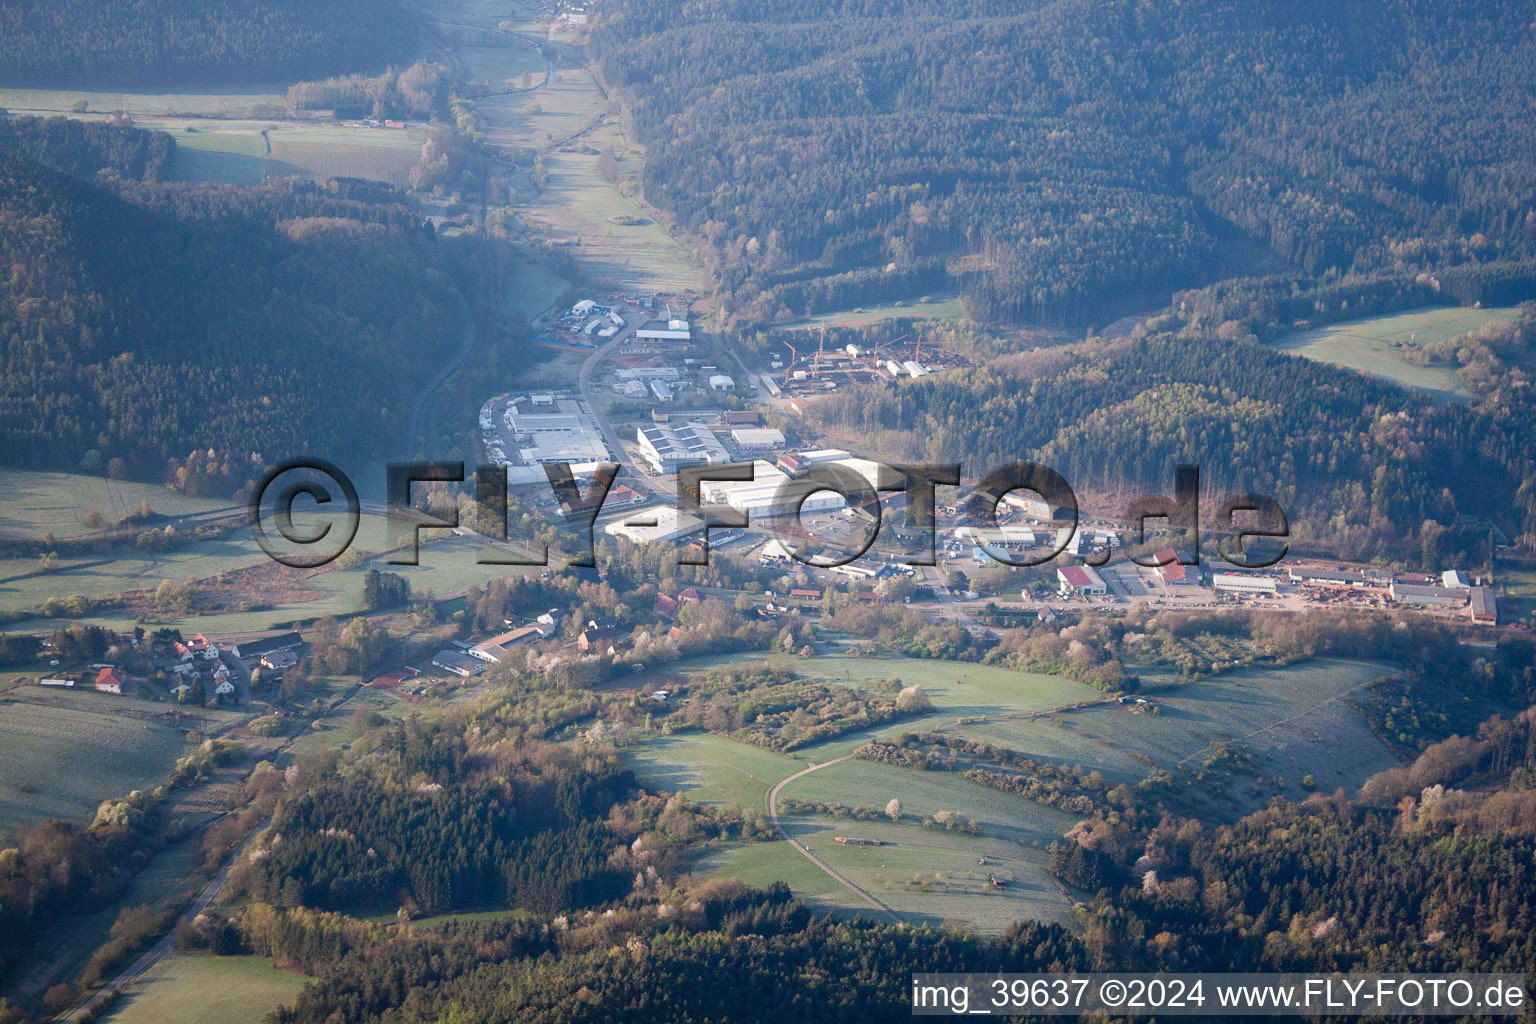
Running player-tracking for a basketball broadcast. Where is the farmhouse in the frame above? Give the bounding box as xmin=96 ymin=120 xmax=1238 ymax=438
xmin=471 ymin=625 xmax=545 ymax=663
xmin=232 ymin=631 xmax=303 ymax=661
xmin=576 ymin=625 xmax=623 ymax=655
xmin=261 ymin=649 xmax=298 ymax=671
xmin=95 ymin=667 xmax=127 ymax=694
xmin=431 ymin=650 xmax=485 ymax=678
xmin=1057 ymin=565 xmax=1107 ymax=596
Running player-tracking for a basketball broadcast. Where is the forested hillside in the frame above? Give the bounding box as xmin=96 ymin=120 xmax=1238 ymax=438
xmin=0 ymin=152 xmax=463 ymax=493
xmin=0 ymin=0 xmax=416 ymax=87
xmin=801 ymin=297 xmax=1536 ymax=559
xmin=592 ymin=0 xmax=1536 ymax=327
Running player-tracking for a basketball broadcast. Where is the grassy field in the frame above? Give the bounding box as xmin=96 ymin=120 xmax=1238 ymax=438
xmin=0 ymin=697 xmax=190 ymax=839
xmin=100 ymin=954 xmax=309 ymax=1024
xmin=623 ymin=732 xmax=804 ymax=808
xmin=1274 ymin=305 xmax=1523 ymax=402
xmin=778 ymin=296 xmax=967 ymax=330
xmin=623 ymin=654 xmax=1103 ymax=932
xmin=776 ymin=813 xmax=1074 ymax=931
xmin=0 ymin=87 xmax=287 ymax=118
xmin=0 ymin=487 xmax=551 ymax=632
xmin=955 ymin=658 xmax=1399 ymax=812
xmin=0 ymin=469 xmax=233 ymax=540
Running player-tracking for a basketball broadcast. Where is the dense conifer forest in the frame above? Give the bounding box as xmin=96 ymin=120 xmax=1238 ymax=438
xmin=591 ymin=0 xmax=1536 ymax=327
xmin=0 ymin=0 xmax=416 ymax=87
xmin=0 ymin=133 xmax=466 ymax=492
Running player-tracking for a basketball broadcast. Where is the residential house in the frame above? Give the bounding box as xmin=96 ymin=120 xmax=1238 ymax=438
xmin=95 ymin=667 xmax=127 ymax=694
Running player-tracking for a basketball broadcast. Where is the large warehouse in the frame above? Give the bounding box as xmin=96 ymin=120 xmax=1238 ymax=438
xmin=700 ymin=460 xmax=845 ymax=519
xmin=604 ymin=507 xmax=706 ymax=545
xmin=1212 ymin=573 xmax=1279 ymax=595
xmin=1389 ymin=581 xmax=1467 ymax=607
xmin=637 ymin=422 xmax=729 ymax=472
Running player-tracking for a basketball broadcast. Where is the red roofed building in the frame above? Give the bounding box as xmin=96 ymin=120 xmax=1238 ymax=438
xmin=95 ymin=667 xmax=127 ymax=694
xmin=1056 ymin=565 xmax=1107 ymax=596
xmin=678 ymin=587 xmax=701 ymax=603
xmin=654 ymin=593 xmax=679 ymax=618
xmin=1152 ymin=548 xmax=1200 ymax=586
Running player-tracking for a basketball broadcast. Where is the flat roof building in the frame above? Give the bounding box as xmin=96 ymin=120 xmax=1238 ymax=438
xmin=636 ymin=319 xmax=691 ymax=341
xmin=731 ymin=427 xmax=786 ymax=449
xmin=604 ymin=506 xmax=706 ymax=545
xmin=1390 ymin=581 xmax=1467 ymax=607
xmin=1212 ymin=573 xmax=1278 ymax=594
xmin=1442 ymin=569 xmax=1472 ymax=589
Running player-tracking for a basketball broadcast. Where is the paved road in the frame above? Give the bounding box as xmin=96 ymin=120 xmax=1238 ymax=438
xmin=765 ymin=755 xmax=900 ymax=923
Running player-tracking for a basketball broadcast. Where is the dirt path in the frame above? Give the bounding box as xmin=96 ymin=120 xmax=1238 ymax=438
xmin=765 ymin=755 xmax=900 ymax=923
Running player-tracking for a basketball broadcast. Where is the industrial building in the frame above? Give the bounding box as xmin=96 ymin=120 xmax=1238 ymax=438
xmin=953 ymin=525 xmax=1037 ymax=549
xmin=637 ymin=422 xmax=729 ymax=472
xmin=1212 ymin=573 xmax=1279 ymax=595
xmin=500 ymin=394 xmax=611 ymax=465
xmin=708 ymin=374 xmax=736 ymax=392
xmin=1442 ymin=569 xmax=1472 ymax=589
xmin=1288 ymin=567 xmax=1378 ymax=587
xmin=604 ymin=507 xmax=706 ymax=545
xmin=636 ymin=318 xmax=692 ymax=341
xmin=1470 ymin=586 xmax=1498 ymax=623
xmin=731 ymin=427 xmax=786 ymax=450
xmin=1057 ymin=565 xmax=1107 ymax=596
xmin=700 ymin=460 xmax=846 ymax=519
xmin=1389 ymin=581 xmax=1467 ymax=607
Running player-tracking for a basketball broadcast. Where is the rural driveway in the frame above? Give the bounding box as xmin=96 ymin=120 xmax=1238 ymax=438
xmin=766 ymin=755 xmax=900 ymax=923
xmin=57 ymin=821 xmax=268 ymax=1023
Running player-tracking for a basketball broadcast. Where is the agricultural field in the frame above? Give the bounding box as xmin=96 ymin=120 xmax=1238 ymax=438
xmin=265 ymin=125 xmax=426 ymax=187
xmin=171 ymin=130 xmax=269 ymax=185
xmin=0 ymin=697 xmax=190 ymax=839
xmin=99 ymin=954 xmax=310 ymax=1024
xmin=1274 ymin=305 xmax=1523 ymax=403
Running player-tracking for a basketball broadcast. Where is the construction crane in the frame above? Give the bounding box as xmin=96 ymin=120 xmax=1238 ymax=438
xmin=782 ymin=338 xmax=799 ymax=385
